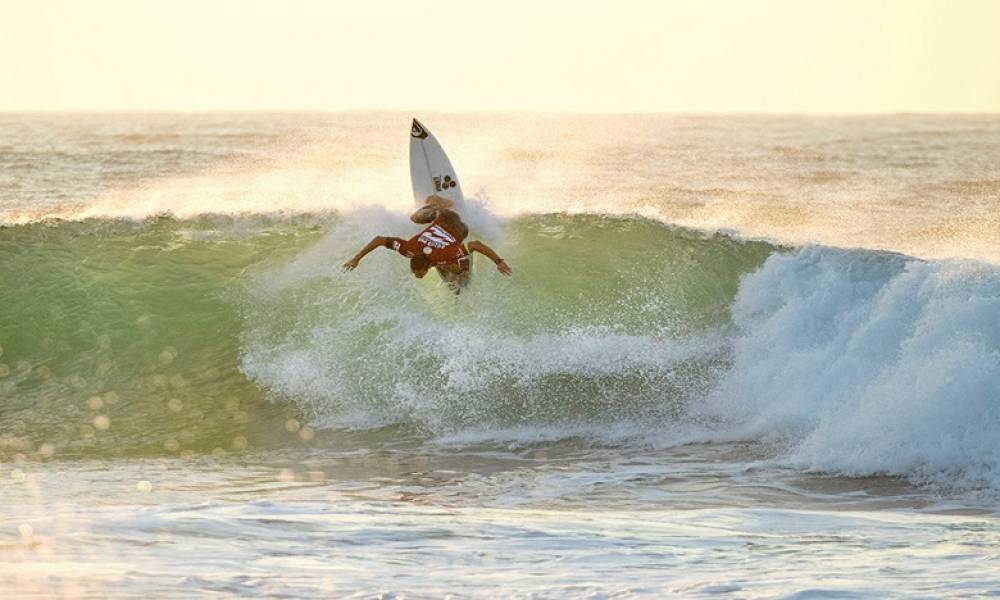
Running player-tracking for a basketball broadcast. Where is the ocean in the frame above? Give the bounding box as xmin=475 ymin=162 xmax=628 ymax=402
xmin=1 ymin=113 xmax=998 ymax=597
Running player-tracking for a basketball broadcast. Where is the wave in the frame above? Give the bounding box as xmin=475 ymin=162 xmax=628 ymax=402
xmin=0 ymin=214 xmax=329 ymax=458
xmin=1 ymin=210 xmax=998 ymax=493
xmin=239 ymin=209 xmax=771 ymax=431
xmin=693 ymin=247 xmax=1000 ymax=490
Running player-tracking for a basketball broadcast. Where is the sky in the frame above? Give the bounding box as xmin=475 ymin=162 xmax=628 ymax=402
xmin=2 ymin=0 xmax=999 ymax=113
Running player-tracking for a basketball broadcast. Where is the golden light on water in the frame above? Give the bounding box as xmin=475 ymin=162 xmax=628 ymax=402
xmin=158 ymin=348 xmax=176 ymax=365
xmin=91 ymin=415 xmax=110 ymax=431
xmin=0 ymin=4 xmax=998 ymax=597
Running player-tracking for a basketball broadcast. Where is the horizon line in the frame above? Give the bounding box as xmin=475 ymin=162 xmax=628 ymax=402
xmin=2 ymin=108 xmax=999 ymax=118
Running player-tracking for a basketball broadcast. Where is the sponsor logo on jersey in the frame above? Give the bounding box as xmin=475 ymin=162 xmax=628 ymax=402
xmin=418 ymin=224 xmax=456 ymax=249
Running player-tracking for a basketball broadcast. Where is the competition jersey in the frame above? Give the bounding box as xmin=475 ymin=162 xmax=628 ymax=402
xmin=385 ymin=219 xmax=469 ymax=265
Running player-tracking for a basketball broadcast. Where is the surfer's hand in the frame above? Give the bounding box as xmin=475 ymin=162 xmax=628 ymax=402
xmin=342 ymin=258 xmax=360 ymax=272
xmin=496 ymin=259 xmax=512 ymax=276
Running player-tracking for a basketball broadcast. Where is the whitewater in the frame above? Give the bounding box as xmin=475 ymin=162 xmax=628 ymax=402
xmin=1 ymin=113 xmax=998 ymax=597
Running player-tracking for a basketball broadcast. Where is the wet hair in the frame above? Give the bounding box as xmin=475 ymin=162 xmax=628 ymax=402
xmin=435 ymin=209 xmax=469 ymax=240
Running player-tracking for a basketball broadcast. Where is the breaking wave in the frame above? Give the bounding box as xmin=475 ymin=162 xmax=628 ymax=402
xmin=0 ymin=209 xmax=997 ymax=492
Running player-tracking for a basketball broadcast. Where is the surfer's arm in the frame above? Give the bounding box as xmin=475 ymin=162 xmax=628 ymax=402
xmin=343 ymin=236 xmax=398 ymax=271
xmin=467 ymin=240 xmax=512 ymax=276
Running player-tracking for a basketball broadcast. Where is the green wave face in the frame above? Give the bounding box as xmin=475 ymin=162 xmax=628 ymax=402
xmin=0 ymin=214 xmax=776 ymax=459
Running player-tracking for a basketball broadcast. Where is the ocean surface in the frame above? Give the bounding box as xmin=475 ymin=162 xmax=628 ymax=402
xmin=1 ymin=113 xmax=998 ymax=597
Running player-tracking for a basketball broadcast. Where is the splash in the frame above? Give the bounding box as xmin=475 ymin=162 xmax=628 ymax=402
xmin=695 ymin=247 xmax=1000 ymax=490
xmin=1 ymin=211 xmax=997 ymax=492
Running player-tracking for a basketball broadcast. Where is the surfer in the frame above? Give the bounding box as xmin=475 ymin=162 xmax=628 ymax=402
xmin=341 ymin=197 xmax=511 ymax=289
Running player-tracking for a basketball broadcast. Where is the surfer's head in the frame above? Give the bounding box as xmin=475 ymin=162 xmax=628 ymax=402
xmin=409 ymin=255 xmax=431 ymax=278
xmin=435 ymin=209 xmax=469 ymax=241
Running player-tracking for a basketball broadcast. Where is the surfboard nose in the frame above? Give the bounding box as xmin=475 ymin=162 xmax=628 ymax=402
xmin=411 ymin=119 xmax=428 ymax=139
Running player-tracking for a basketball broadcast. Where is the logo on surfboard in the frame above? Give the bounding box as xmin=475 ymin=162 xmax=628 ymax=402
xmin=433 ymin=174 xmax=458 ymax=192
xmin=411 ymin=120 xmax=429 ymax=139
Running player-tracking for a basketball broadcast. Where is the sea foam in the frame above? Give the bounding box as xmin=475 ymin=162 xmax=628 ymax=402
xmin=698 ymin=246 xmax=1000 ymax=490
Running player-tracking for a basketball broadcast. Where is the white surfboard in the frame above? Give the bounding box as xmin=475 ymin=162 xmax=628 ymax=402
xmin=409 ymin=119 xmax=465 ymax=209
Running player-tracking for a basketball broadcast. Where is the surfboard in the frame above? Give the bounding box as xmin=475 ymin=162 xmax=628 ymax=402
xmin=409 ymin=119 xmax=465 ymax=210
